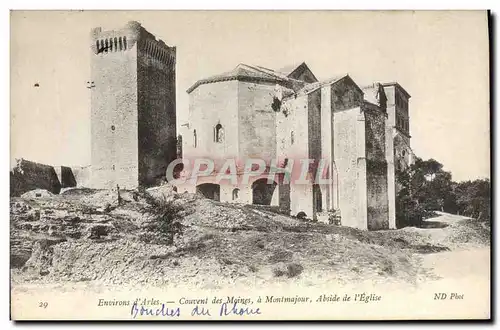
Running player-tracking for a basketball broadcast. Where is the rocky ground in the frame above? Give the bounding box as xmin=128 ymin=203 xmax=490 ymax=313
xmin=10 ymin=186 xmax=491 ymax=290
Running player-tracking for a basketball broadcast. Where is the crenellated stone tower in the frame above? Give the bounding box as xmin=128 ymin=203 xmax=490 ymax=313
xmin=90 ymin=21 xmax=177 ymax=189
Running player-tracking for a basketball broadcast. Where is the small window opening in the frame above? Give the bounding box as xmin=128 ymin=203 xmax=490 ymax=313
xmin=215 ymin=124 xmax=224 ymax=143
xmin=232 ymin=188 xmax=240 ymax=200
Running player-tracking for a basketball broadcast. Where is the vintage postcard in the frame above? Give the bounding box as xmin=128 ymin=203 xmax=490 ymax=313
xmin=10 ymin=10 xmax=491 ymax=320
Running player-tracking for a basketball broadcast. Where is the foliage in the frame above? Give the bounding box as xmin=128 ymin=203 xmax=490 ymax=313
xmin=142 ymin=190 xmax=184 ymax=244
xmin=395 ymin=158 xmax=451 ymax=227
xmin=452 ymin=179 xmax=491 ymax=221
xmin=395 ymin=157 xmax=490 ymax=228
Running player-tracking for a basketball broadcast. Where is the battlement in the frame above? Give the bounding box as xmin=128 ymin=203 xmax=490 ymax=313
xmin=90 ymin=21 xmax=176 ymax=66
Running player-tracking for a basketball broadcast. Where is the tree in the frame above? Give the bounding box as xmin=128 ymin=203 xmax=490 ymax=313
xmin=453 ymin=179 xmax=490 ymax=221
xmin=395 ymin=157 xmax=454 ymax=227
xmin=396 ymin=156 xmax=491 ymax=228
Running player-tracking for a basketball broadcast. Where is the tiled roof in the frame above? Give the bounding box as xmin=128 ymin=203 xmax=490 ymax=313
xmin=187 ymin=63 xmax=364 ymax=102
xmin=187 ymin=63 xmax=307 ymax=93
xmin=276 ymin=62 xmax=305 ymax=75
xmin=288 ymin=74 xmax=348 ymax=98
xmin=254 ymin=65 xmax=296 ymax=81
xmin=186 ymin=64 xmax=287 ymax=93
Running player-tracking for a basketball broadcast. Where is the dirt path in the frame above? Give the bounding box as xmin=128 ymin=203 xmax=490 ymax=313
xmin=421 ymin=247 xmax=490 ymax=280
xmin=417 ymin=212 xmax=490 ymax=283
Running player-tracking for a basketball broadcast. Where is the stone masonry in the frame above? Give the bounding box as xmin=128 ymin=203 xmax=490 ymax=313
xmin=90 ymin=21 xmax=177 ymax=189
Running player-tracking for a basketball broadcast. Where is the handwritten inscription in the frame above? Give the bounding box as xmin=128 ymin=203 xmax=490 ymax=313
xmin=130 ymin=301 xmax=181 ymax=319
xmin=191 ymin=305 xmax=211 ymax=317
xmin=219 ymin=302 xmax=262 ymax=316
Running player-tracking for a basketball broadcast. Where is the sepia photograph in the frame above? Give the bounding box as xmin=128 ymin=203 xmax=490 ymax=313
xmin=9 ymin=10 xmax=491 ymax=320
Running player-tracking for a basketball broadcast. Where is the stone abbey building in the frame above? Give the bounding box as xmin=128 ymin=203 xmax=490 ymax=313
xmin=88 ymin=21 xmax=414 ymax=230
xmin=179 ymin=63 xmax=414 ymax=230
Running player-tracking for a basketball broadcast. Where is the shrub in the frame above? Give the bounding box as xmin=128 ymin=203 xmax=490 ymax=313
xmin=272 ymin=263 xmax=304 ymax=278
xmin=273 ymin=268 xmax=285 ymax=277
xmin=141 ymin=190 xmax=184 ymax=245
xmin=248 ymin=264 xmax=258 ymax=273
xmin=380 ymin=260 xmax=395 ymax=275
xmin=286 ymin=263 xmax=304 ymax=277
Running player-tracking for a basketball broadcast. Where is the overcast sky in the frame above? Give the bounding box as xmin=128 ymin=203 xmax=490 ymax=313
xmin=10 ymin=10 xmax=490 ymax=181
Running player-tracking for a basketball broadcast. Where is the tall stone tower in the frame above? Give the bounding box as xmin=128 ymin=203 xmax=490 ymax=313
xmin=90 ymin=21 xmax=177 ymax=189
xmin=382 ymin=82 xmax=412 ymax=228
xmin=382 ymin=82 xmax=412 ymax=170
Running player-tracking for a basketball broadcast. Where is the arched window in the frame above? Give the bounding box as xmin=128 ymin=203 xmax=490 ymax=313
xmin=193 ymin=129 xmax=197 ymax=148
xmin=291 ymin=131 xmax=295 ymax=145
xmin=123 ymin=36 xmax=127 ymax=50
xmin=232 ymin=188 xmax=239 ymax=200
xmin=214 ymin=124 xmax=224 ymax=143
xmin=119 ymin=37 xmax=123 ymax=51
xmin=114 ymin=37 xmax=118 ymax=51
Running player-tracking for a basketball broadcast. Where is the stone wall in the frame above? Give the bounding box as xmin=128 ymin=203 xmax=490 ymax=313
xmin=238 ymin=81 xmax=277 ymax=163
xmin=10 ymin=159 xmax=61 ymax=196
xmin=364 ymin=106 xmax=389 ymax=230
xmin=307 ymin=89 xmax=322 ymax=163
xmin=331 ymin=78 xmax=366 ymax=229
xmin=276 ymin=94 xmax=309 ymax=161
xmin=184 ymin=80 xmax=239 ymax=170
xmin=276 ymin=94 xmax=312 ymax=217
xmin=54 ymin=166 xmax=77 ymax=188
xmin=137 ymin=32 xmax=177 ymax=187
xmin=333 ymin=107 xmax=365 ymax=229
xmin=71 ymin=166 xmax=92 ymax=188
xmin=90 ymin=22 xmax=140 ymax=189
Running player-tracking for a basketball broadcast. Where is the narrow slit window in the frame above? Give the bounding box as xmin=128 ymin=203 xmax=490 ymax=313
xmin=215 ymin=124 xmax=224 ymax=143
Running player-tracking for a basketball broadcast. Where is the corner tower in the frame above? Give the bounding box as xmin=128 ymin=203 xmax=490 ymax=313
xmin=382 ymin=82 xmax=412 ymax=170
xmin=382 ymin=82 xmax=412 ymax=229
xmin=90 ymin=21 xmax=177 ymax=189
